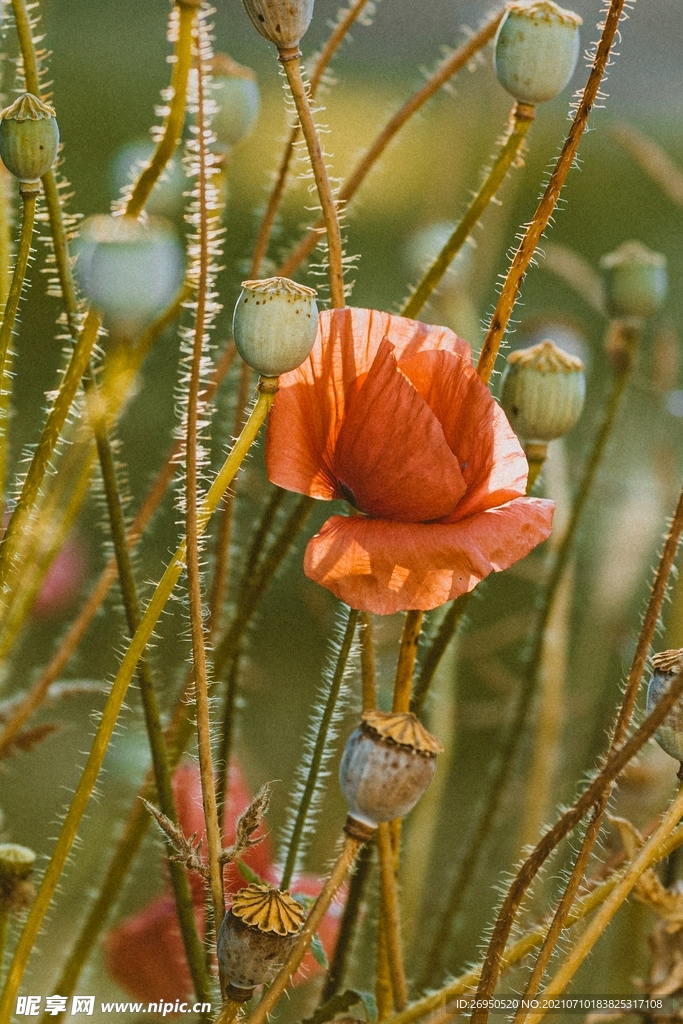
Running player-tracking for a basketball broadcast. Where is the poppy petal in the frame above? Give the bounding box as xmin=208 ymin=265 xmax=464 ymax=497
xmin=266 ymin=308 xmax=471 ymax=499
xmin=398 ymin=348 xmax=530 ymax=519
xmin=334 ymin=339 xmax=466 ymax=521
xmin=303 ymin=499 xmax=554 ymax=615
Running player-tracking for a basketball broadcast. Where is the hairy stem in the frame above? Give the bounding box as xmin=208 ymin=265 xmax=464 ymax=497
xmin=476 ymin=0 xmax=628 ymax=385
xmin=279 ymin=50 xmax=345 ymax=307
xmin=280 ymin=607 xmax=359 ymax=891
xmin=377 ymin=823 xmax=408 ymax=1010
xmin=321 ymin=839 xmax=374 ymax=1002
xmin=0 ymin=383 xmax=276 ymax=1013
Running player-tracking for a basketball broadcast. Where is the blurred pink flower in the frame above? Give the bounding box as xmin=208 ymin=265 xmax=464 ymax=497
xmin=105 ymin=761 xmax=341 ymax=1004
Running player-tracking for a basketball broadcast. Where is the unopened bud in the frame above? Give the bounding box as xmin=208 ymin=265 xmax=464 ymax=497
xmin=501 ymin=340 xmax=585 ymax=444
xmin=0 ymin=843 xmax=36 ymax=914
xmin=75 ymin=214 xmax=184 ymax=333
xmin=340 ymin=711 xmax=442 ymax=839
xmin=646 ymin=649 xmax=683 ymax=774
xmin=210 ymin=55 xmax=260 ymax=152
xmin=494 ymin=1 xmax=581 ymax=105
xmin=233 ymin=277 xmax=318 ymax=376
xmin=241 ymin=0 xmax=314 ymax=51
xmin=0 ymin=93 xmax=59 ymax=184
xmin=217 ymin=884 xmax=304 ymax=1001
xmin=601 ymin=241 xmax=667 ymax=320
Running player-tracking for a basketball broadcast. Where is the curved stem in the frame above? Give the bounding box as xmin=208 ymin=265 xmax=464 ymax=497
xmin=401 ymin=103 xmax=535 ymax=320
xmin=0 ymin=384 xmax=276 ymax=1014
xmin=419 ymin=343 xmax=636 ymax=988
xmin=125 ymin=1 xmax=197 ymax=218
xmin=280 ymin=607 xmax=359 ymax=891
xmin=410 ymin=595 xmax=470 ymax=717
xmin=321 ymin=839 xmax=374 ymax=1002
xmin=476 ymin=0 xmax=629 ymax=386
xmin=278 ymin=11 xmax=504 ymax=279
xmin=250 ymin=0 xmax=371 ymax=277
xmin=247 ymin=836 xmax=364 ymax=1024
xmin=279 ymin=51 xmax=344 ymax=307
xmin=384 ymin=820 xmax=683 ymax=1024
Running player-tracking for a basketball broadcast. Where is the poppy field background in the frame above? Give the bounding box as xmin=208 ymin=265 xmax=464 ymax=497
xmin=2 ymin=0 xmax=683 ymax=1020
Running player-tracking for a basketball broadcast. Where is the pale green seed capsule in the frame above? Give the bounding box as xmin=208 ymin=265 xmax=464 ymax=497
xmin=501 ymin=340 xmax=585 ymax=444
xmin=211 ymin=54 xmax=260 ymax=152
xmin=75 ymin=214 xmax=184 ymax=333
xmin=241 ymin=0 xmax=314 ymax=50
xmin=233 ymin=277 xmax=318 ymax=376
xmin=0 ymin=93 xmax=59 ymax=184
xmin=600 ymin=241 xmax=668 ymax=320
xmin=494 ymin=1 xmax=582 ymax=105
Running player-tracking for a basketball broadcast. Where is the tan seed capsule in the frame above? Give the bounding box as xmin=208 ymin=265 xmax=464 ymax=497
xmin=501 ymin=340 xmax=585 ymax=444
xmin=0 ymin=843 xmax=36 ymax=914
xmin=217 ymin=884 xmax=305 ymax=1001
xmin=233 ymin=277 xmax=318 ymax=376
xmin=339 ymin=711 xmax=442 ymax=837
xmin=646 ymin=649 xmax=683 ymax=774
xmin=241 ymin=0 xmax=315 ymax=51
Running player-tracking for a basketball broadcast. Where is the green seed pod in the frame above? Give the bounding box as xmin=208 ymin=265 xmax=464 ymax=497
xmin=0 ymin=843 xmax=36 ymax=914
xmin=339 ymin=711 xmax=442 ymax=839
xmin=241 ymin=0 xmax=315 ymax=50
xmin=600 ymin=241 xmax=668 ymax=320
xmin=0 ymin=93 xmax=59 ymax=184
xmin=211 ymin=54 xmax=260 ymax=152
xmin=75 ymin=214 xmax=184 ymax=333
xmin=217 ymin=884 xmax=304 ymax=1001
xmin=501 ymin=340 xmax=585 ymax=444
xmin=233 ymin=277 xmax=318 ymax=376
xmin=646 ymin=649 xmax=683 ymax=773
xmin=494 ymin=1 xmax=582 ymax=104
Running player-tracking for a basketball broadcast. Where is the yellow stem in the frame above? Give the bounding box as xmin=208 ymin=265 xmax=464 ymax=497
xmin=377 ymin=823 xmax=408 ymax=1010
xmin=0 ymin=384 xmax=276 ymax=1014
xmin=393 ymin=610 xmax=423 ymax=713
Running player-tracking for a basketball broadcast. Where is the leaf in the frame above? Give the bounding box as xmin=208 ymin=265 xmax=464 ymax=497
xmin=235 ymin=859 xmax=268 ymax=885
xmin=301 ymin=989 xmax=376 ymax=1024
xmin=310 ymin=932 xmax=328 ymax=969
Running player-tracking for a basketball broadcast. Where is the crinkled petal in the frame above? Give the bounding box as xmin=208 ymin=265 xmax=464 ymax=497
xmin=398 ymin=348 xmax=530 ymax=519
xmin=334 ymin=339 xmax=466 ymax=521
xmin=266 ymin=308 xmax=471 ymax=499
xmin=303 ymin=499 xmax=555 ymax=614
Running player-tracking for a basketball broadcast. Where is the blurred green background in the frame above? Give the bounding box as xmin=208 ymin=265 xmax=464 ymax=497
xmin=2 ymin=0 xmax=683 ymax=1017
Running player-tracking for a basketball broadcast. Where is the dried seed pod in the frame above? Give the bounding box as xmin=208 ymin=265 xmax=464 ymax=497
xmin=211 ymin=54 xmax=260 ymax=152
xmin=494 ymin=1 xmax=582 ymax=105
xmin=241 ymin=0 xmax=315 ymax=51
xmin=0 ymin=93 xmax=59 ymax=184
xmin=0 ymin=843 xmax=36 ymax=914
xmin=647 ymin=649 xmax=683 ymax=773
xmin=601 ymin=241 xmax=668 ymax=320
xmin=233 ymin=277 xmax=318 ymax=376
xmin=217 ymin=884 xmax=305 ymax=1001
xmin=339 ymin=711 xmax=443 ymax=838
xmin=501 ymin=340 xmax=585 ymax=444
xmin=75 ymin=214 xmax=184 ymax=333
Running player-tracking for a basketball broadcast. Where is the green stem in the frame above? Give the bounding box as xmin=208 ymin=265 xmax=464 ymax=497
xmin=125 ymin=1 xmax=197 ymax=219
xmin=0 ymin=310 xmax=100 ymax=616
xmin=280 ymin=607 xmax=359 ymax=891
xmin=401 ymin=102 xmax=535 ymax=320
xmin=84 ymin=370 xmax=210 ymax=1002
xmin=47 ymin=481 xmax=313 ymax=1005
xmin=418 ymin=335 xmax=637 ymax=989
xmin=0 ymin=186 xmax=36 ymax=510
xmin=410 ymin=594 xmax=470 ymax=716
xmin=320 ymin=839 xmax=374 ymax=1002
xmin=0 ymin=383 xmax=277 ymax=1015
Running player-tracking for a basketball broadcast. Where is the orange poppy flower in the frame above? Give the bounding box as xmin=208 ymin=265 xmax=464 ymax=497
xmin=266 ymin=308 xmax=554 ymax=615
